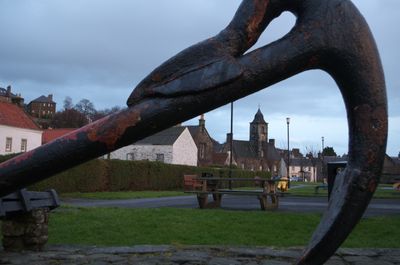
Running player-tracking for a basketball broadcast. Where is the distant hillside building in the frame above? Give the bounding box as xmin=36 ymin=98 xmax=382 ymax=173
xmin=0 ymin=85 xmax=24 ymax=106
xmin=27 ymin=94 xmax=56 ymax=119
xmin=0 ymin=102 xmax=42 ymax=155
xmin=219 ymin=108 xmax=281 ymax=173
xmin=104 ymin=126 xmax=198 ymax=166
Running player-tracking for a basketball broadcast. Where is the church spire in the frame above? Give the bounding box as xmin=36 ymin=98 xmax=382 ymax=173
xmin=249 ymin=108 xmax=268 ymax=158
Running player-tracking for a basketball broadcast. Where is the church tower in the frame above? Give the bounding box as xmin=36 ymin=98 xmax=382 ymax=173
xmin=249 ymin=108 xmax=268 ymax=158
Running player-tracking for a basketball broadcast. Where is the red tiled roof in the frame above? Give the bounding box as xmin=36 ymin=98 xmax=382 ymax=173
xmin=0 ymin=102 xmax=40 ymax=130
xmin=42 ymin=128 xmax=75 ymax=144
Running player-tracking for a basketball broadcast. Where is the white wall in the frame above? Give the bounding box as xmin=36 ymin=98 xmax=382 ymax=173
xmin=290 ymin=165 xmax=317 ymax=182
xmin=0 ymin=125 xmax=42 ymax=155
xmin=102 ymin=128 xmax=198 ymax=166
xmin=172 ymin=128 xmax=197 ymax=166
xmin=104 ymin=145 xmax=173 ymax=163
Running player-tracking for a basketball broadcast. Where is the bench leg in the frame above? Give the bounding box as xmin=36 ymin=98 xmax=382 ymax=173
xmin=197 ymin=194 xmax=208 ymax=209
xmin=258 ymin=194 xmax=279 ymax=211
xmin=212 ymin=193 xmax=223 ymax=207
xmin=196 ymin=194 xmax=223 ymax=209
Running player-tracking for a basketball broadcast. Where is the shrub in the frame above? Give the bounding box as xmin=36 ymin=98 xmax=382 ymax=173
xmin=30 ymin=159 xmax=271 ymax=192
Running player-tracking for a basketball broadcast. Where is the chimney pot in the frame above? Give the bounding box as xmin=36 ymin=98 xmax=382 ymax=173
xmin=269 ymin=138 xmax=275 ymax=147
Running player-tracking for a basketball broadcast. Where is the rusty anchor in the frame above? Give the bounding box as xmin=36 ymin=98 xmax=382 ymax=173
xmin=0 ymin=0 xmax=387 ymax=264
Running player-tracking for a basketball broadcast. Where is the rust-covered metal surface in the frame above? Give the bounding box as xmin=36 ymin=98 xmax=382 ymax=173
xmin=0 ymin=0 xmax=387 ymax=264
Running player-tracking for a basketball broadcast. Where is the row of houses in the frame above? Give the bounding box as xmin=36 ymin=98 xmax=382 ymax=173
xmin=1 ymin=85 xmax=56 ymax=127
xmin=1 ymin=86 xmax=399 ymax=183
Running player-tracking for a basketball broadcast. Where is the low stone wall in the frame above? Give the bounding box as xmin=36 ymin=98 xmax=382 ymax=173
xmin=1 ymin=208 xmax=49 ymax=251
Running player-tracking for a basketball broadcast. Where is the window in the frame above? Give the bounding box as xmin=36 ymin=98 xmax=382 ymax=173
xmin=156 ymin=153 xmax=164 ymax=162
xmin=21 ymin=139 xmax=27 ymax=152
xmin=126 ymin=153 xmax=134 ymax=160
xmin=199 ymin=143 xmax=206 ymax=159
xmin=5 ymin=137 xmax=12 ymax=152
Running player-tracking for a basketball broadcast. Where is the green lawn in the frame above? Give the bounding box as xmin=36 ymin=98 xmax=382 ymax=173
xmin=289 ymin=182 xmax=400 ymax=199
xmin=60 ymin=183 xmax=400 ymax=200
xmin=61 ymin=191 xmax=184 ymax=200
xmin=48 ymin=207 xmax=400 ymax=248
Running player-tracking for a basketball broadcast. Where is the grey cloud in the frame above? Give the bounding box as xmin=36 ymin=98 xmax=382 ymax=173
xmin=0 ymin=0 xmax=398 ymax=155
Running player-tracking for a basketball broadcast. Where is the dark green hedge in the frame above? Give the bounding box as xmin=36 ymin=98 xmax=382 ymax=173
xmin=0 ymin=153 xmax=22 ymax=163
xmin=27 ymin=159 xmax=271 ymax=192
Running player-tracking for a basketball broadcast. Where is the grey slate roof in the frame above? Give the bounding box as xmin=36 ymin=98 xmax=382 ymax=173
xmin=233 ymin=140 xmax=258 ymax=158
xmin=31 ymin=95 xmax=55 ymax=103
xmin=134 ymin=126 xmax=186 ymax=145
xmin=290 ymin=158 xmax=314 ymax=167
xmin=251 ymin=108 xmax=267 ymax=124
xmin=0 ymin=87 xmax=17 ymax=98
xmin=265 ymin=143 xmax=281 ymax=161
xmin=186 ymin=126 xmax=199 ymax=137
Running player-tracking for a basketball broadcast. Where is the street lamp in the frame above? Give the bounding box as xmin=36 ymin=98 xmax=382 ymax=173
xmin=321 ymin=136 xmax=325 ymax=181
xmin=286 ymin=117 xmax=290 ymax=187
xmin=229 ymin=101 xmax=234 ymax=189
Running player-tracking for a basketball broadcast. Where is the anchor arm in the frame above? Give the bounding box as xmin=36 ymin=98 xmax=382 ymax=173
xmin=0 ymin=1 xmax=387 ymax=265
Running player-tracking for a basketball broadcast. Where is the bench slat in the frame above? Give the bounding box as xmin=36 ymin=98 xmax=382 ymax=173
xmin=0 ymin=189 xmax=60 ymax=218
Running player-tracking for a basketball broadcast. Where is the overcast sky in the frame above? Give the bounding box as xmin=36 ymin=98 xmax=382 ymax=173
xmin=0 ymin=0 xmax=398 ymax=156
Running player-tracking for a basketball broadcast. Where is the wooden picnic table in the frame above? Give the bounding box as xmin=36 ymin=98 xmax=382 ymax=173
xmin=183 ymin=175 xmax=287 ymax=211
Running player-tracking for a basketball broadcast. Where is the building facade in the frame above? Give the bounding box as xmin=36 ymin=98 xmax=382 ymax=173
xmin=218 ymin=109 xmax=281 ymax=173
xmin=0 ymin=85 xmax=24 ymax=106
xmin=0 ymin=102 xmax=42 ymax=155
xmin=27 ymin=94 xmax=56 ymax=119
xmin=289 ymin=157 xmax=317 ymax=182
xmin=185 ymin=115 xmax=216 ymax=167
xmin=105 ymin=126 xmax=198 ymax=166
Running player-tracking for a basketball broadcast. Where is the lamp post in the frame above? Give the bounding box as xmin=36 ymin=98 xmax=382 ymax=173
xmin=321 ymin=136 xmax=325 ymax=181
xmin=229 ymin=102 xmax=233 ymax=189
xmin=286 ymin=117 xmax=290 ymax=188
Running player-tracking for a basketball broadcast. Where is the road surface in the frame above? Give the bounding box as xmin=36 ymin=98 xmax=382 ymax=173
xmin=62 ymin=195 xmax=400 ymax=217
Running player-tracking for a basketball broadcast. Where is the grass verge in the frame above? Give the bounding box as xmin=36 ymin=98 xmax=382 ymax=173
xmin=60 ymin=191 xmax=184 ymax=200
xmin=49 ymin=207 xmax=400 ymax=248
xmin=60 ymin=183 xmax=399 ymax=200
xmin=289 ymin=183 xmax=400 ymax=199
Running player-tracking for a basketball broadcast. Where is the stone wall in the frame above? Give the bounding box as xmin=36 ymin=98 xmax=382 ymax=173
xmin=2 ymin=208 xmax=49 ymax=251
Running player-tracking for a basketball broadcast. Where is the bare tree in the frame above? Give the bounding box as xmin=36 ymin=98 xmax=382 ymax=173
xmin=75 ymin=99 xmax=96 ymax=121
xmin=305 ymin=145 xmax=320 ymax=182
xmin=63 ymin=96 xmax=73 ymax=110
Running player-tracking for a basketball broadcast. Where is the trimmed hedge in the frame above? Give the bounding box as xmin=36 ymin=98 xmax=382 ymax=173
xmin=31 ymin=159 xmax=110 ymax=193
xmin=30 ymin=159 xmax=271 ymax=193
xmin=0 ymin=153 xmax=22 ymax=163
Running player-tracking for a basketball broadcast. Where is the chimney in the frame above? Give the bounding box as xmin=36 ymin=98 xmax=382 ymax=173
xmin=199 ymin=114 xmax=205 ymax=131
xmin=6 ymin=85 xmax=11 ymax=96
xmin=292 ymin=148 xmax=301 ymax=157
xmin=48 ymin=94 xmax=53 ymax=101
xmin=226 ymin=133 xmax=232 ymax=145
xmin=269 ymin=138 xmax=275 ymax=147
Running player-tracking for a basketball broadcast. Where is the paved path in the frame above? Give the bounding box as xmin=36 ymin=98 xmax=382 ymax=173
xmin=62 ymin=195 xmax=400 ymax=217
xmin=0 ymin=245 xmax=399 ymax=264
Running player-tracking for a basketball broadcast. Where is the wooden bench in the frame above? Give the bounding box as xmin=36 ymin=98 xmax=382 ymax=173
xmin=0 ymin=189 xmax=60 ymax=217
xmin=183 ymin=175 xmax=284 ymax=211
xmin=314 ymin=184 xmax=328 ymax=194
xmin=0 ymin=189 xmax=60 ymax=251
